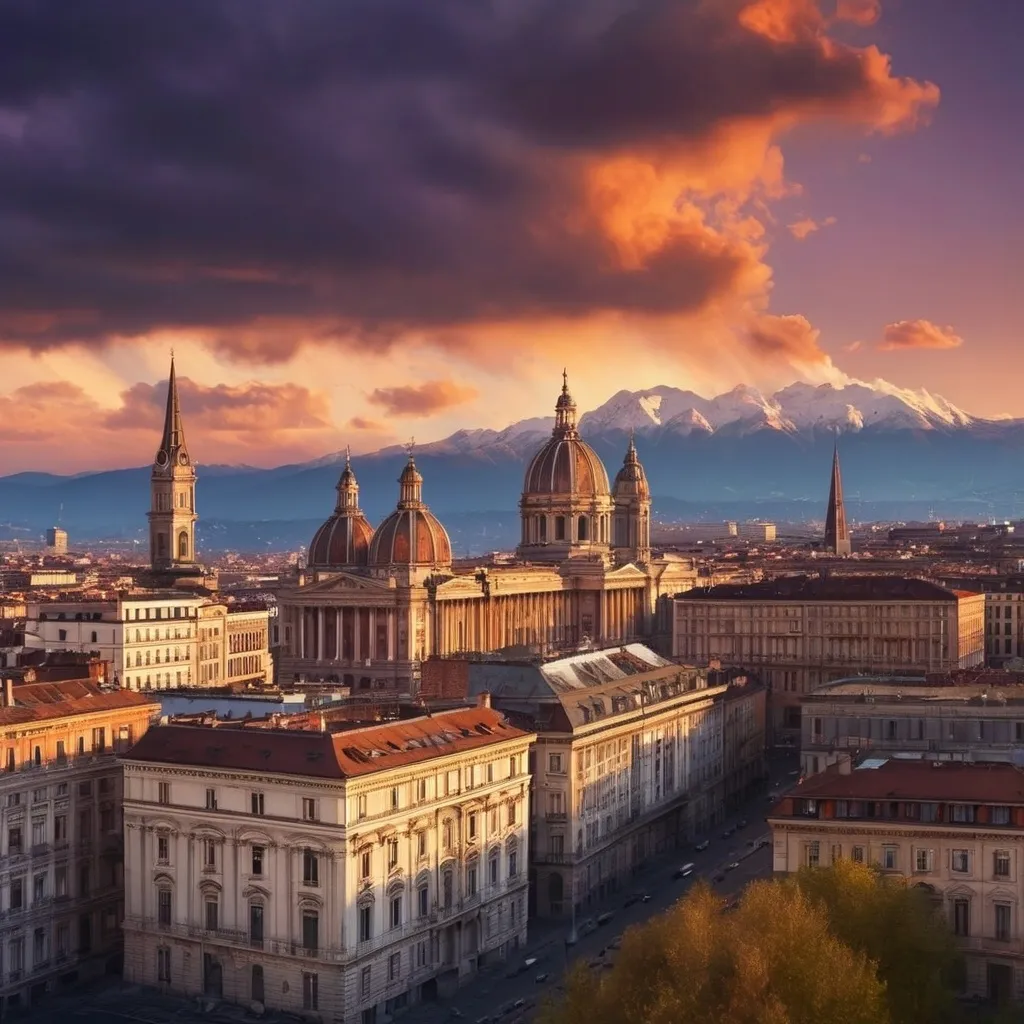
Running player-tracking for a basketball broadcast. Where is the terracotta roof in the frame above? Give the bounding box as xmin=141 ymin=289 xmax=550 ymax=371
xmin=680 ymin=575 xmax=962 ymax=603
xmin=776 ymin=759 xmax=1024 ymax=807
xmin=0 ymin=680 xmax=158 ymax=727
xmin=125 ymin=706 xmax=532 ymax=780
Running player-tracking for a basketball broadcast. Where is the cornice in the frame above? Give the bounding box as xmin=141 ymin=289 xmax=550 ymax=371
xmin=771 ymin=821 xmax=1024 ymax=843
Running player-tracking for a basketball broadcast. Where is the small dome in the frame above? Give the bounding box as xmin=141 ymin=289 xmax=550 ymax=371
xmin=613 ymin=437 xmax=650 ymax=501
xmin=308 ymin=514 xmax=373 ymax=568
xmin=522 ymin=370 xmax=611 ymax=499
xmin=369 ymin=507 xmax=452 ymax=567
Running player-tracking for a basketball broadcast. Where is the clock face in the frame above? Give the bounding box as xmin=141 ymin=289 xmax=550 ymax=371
xmin=178 ymin=452 xmax=190 ymax=466
xmin=155 ymin=450 xmax=168 ymax=467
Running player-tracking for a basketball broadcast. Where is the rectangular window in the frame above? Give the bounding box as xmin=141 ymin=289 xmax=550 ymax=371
xmin=391 ymin=786 xmax=399 ymax=810
xmin=881 ymin=846 xmax=899 ymax=872
xmin=416 ymin=778 xmax=427 ymax=802
xmin=249 ymin=903 xmax=264 ymax=947
xmin=851 ymin=846 xmax=864 ymax=864
xmin=360 ymin=966 xmax=371 ymax=999
xmin=548 ymin=753 xmax=563 ymax=773
xmin=388 ymin=838 xmax=399 ymax=870
xmin=157 ymin=946 xmax=171 ymax=983
xmin=205 ymin=898 xmax=219 ymax=932
xmin=55 ymin=866 xmax=67 ymax=897
xmin=418 ymin=886 xmax=429 ymax=918
xmin=250 ymin=792 xmax=264 ymax=816
xmin=205 ymin=788 xmax=217 ymax=810
xmin=10 ymin=876 xmax=23 ymax=910
xmin=914 ymin=848 xmax=933 ymax=873
xmin=357 ymin=794 xmax=367 ymax=820
xmin=995 ymin=903 xmax=1012 ymax=942
xmin=203 ymin=839 xmax=217 ymax=870
xmin=359 ymin=904 xmax=372 ymax=942
xmin=417 ymin=831 xmax=427 ymax=859
xmin=33 ymin=874 xmax=45 ymax=903
xmin=54 ymin=815 xmax=67 ymax=843
xmin=158 ymin=782 xmax=170 ymax=805
xmin=360 ymin=849 xmax=371 ymax=879
xmin=302 ymin=798 xmax=318 ymax=822
xmin=468 ymin=813 xmax=477 ymax=840
xmin=467 ymin=864 xmax=478 ymax=896
xmin=804 ymin=841 xmax=820 ymax=868
xmin=302 ymin=972 xmax=318 ymax=1011
xmin=920 ymin=802 xmax=939 ymax=823
xmin=953 ymin=898 xmax=970 ymax=937
xmin=158 ymin=889 xmax=172 ymax=926
xmin=994 ymin=850 xmax=1011 ymax=878
xmin=951 ymin=849 xmax=970 ymax=873
xmin=388 ymin=951 xmax=400 ymax=982
xmin=251 ymin=845 xmax=264 ymax=876
xmin=950 ymin=804 xmax=975 ymax=823
xmin=390 ymin=895 xmax=402 ymax=929
xmin=302 ymin=848 xmax=319 ymax=887
xmin=302 ymin=910 xmax=319 ymax=953
xmin=8 ymin=826 xmax=22 ymax=854
xmin=992 ymin=805 xmax=1011 ymax=826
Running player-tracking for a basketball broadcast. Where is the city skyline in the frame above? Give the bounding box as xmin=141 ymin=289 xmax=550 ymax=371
xmin=1 ymin=2 xmax=1020 ymax=474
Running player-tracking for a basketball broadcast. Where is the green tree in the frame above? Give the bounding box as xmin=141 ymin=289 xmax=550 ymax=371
xmin=791 ymin=858 xmax=964 ymax=1024
xmin=540 ymin=881 xmax=889 ymax=1024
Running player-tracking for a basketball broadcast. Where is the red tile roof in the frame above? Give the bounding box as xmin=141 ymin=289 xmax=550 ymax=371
xmin=0 ymin=680 xmax=158 ymax=727
xmin=775 ymin=759 xmax=1024 ymax=807
xmin=125 ymin=706 xmax=532 ymax=780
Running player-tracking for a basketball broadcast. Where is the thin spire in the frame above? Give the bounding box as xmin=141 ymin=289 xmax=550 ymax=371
xmin=824 ymin=440 xmax=851 ymax=556
xmin=562 ymin=367 xmax=568 ymax=393
xmin=345 ymin=444 xmax=352 ymax=467
xmin=158 ymin=354 xmax=188 ymax=459
xmin=554 ymin=368 xmax=578 ymax=434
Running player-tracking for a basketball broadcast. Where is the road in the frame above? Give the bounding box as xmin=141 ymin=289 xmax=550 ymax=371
xmin=420 ymin=758 xmax=796 ymax=1024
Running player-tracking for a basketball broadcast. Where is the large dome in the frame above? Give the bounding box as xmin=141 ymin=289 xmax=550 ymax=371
xmin=368 ymin=455 xmax=452 ymax=568
xmin=522 ymin=371 xmax=610 ymax=499
xmin=308 ymin=456 xmax=373 ymax=568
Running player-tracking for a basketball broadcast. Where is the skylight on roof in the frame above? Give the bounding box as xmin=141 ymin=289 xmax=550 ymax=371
xmin=856 ymin=758 xmax=889 ymax=770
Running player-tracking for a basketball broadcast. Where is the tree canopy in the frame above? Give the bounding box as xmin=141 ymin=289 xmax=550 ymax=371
xmin=541 ymin=863 xmax=966 ymax=1024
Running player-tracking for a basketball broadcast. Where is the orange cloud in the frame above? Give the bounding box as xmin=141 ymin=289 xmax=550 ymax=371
xmin=835 ymin=0 xmax=882 ymax=27
xmin=348 ymin=416 xmax=385 ymax=432
xmin=745 ymin=313 xmax=833 ymax=367
xmin=788 ymin=216 xmax=837 ymax=239
xmin=367 ymin=380 xmax=479 ymax=417
xmin=878 ymin=320 xmax=964 ymax=352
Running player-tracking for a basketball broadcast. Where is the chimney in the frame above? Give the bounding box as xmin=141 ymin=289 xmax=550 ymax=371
xmin=477 ymin=691 xmax=492 ymax=710
xmin=3 ymin=679 xmax=12 ymax=708
xmin=837 ymin=753 xmax=852 ymax=775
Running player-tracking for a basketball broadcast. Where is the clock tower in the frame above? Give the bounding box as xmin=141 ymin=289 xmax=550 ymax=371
xmin=148 ymin=356 xmax=198 ymax=571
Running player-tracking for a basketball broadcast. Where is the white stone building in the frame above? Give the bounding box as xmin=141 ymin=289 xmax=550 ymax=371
xmin=121 ymin=704 xmax=534 ymax=1021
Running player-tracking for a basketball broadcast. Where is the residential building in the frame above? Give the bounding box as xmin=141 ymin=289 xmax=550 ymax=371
xmin=121 ymin=705 xmax=534 ymax=1020
xmin=673 ymin=575 xmax=985 ymax=739
xmin=768 ymin=757 xmax=1024 ymax=1003
xmin=26 ymin=595 xmax=272 ymax=692
xmin=721 ymin=676 xmax=768 ymax=811
xmin=799 ymin=671 xmax=1024 ymax=778
xmin=275 ymin=374 xmax=699 ymax=692
xmin=420 ymin=644 xmax=748 ymax=919
xmin=0 ymin=677 xmax=158 ymax=1014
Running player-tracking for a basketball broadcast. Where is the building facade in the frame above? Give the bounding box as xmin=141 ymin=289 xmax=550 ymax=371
xmin=799 ymin=672 xmax=1024 ymax=778
xmin=27 ymin=595 xmax=273 ymax=692
xmin=420 ymin=644 xmax=746 ymax=919
xmin=673 ymin=576 xmax=985 ymax=738
xmin=121 ymin=706 xmax=534 ymax=1021
xmin=0 ymin=678 xmax=158 ymax=1014
xmin=769 ymin=757 xmax=1024 ymax=1003
xmin=275 ymin=375 xmax=699 ymax=693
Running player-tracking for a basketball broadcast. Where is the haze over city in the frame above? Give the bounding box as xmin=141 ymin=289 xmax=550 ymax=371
xmin=1 ymin=1 xmax=1021 ymax=474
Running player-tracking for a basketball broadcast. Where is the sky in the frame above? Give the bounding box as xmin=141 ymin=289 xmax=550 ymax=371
xmin=0 ymin=0 xmax=1020 ymax=474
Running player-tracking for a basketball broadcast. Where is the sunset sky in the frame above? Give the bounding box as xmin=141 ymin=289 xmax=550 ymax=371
xmin=0 ymin=1 xmax=1019 ymax=474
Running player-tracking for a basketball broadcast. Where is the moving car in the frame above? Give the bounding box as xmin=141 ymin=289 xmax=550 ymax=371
xmin=624 ymin=891 xmax=650 ymax=907
xmin=726 ymin=861 xmax=740 ymax=871
xmin=674 ymin=862 xmax=696 ymax=880
xmin=695 ymin=840 xmax=710 ymax=852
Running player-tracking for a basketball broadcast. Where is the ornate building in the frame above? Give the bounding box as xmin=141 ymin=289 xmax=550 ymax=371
xmin=148 ymin=357 xmax=198 ymax=573
xmin=277 ymin=375 xmax=698 ymax=691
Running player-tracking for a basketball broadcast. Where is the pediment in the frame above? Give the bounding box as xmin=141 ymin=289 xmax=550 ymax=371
xmin=605 ymin=564 xmax=649 ymax=583
xmin=301 ymin=572 xmax=394 ymax=594
xmin=434 ymin=576 xmax=485 ymax=597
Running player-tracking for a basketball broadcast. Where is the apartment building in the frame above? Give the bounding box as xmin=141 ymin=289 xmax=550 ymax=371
xmin=0 ymin=678 xmax=158 ymax=1015
xmin=673 ymin=575 xmax=985 ymax=739
xmin=798 ymin=671 xmax=1024 ymax=777
xmin=27 ymin=595 xmax=272 ymax=692
xmin=421 ymin=644 xmax=751 ymax=919
xmin=769 ymin=757 xmax=1024 ymax=1003
xmin=121 ymin=704 xmax=534 ymax=1021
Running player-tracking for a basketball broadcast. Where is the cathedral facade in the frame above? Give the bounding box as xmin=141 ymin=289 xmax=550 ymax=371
xmin=276 ymin=375 xmax=698 ymax=690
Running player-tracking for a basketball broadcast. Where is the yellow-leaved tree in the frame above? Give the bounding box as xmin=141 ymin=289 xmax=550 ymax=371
xmin=540 ymin=881 xmax=889 ymax=1024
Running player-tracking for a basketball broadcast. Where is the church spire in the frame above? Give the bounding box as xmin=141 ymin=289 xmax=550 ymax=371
xmin=157 ymin=354 xmax=188 ymax=463
xmin=554 ymin=368 xmax=578 ymax=435
xmin=824 ymin=440 xmax=851 ymax=556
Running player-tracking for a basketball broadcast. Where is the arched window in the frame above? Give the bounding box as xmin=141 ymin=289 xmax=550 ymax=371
xmin=578 ymin=516 xmax=589 ymax=541
xmin=156 ymin=533 xmax=167 ymax=559
xmin=538 ymin=516 xmax=547 ymax=542
xmin=177 ymin=531 xmax=189 ymax=559
xmin=554 ymin=516 xmax=566 ymax=541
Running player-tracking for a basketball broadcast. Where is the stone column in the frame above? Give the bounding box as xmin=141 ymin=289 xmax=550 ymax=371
xmin=317 ymin=607 xmax=325 ymax=662
xmin=335 ymin=609 xmax=342 ymax=660
xmin=354 ymin=608 xmax=362 ymax=663
xmin=369 ymin=608 xmax=377 ymax=662
xmin=387 ymin=609 xmax=395 ymax=661
xmin=297 ymin=607 xmax=305 ymax=659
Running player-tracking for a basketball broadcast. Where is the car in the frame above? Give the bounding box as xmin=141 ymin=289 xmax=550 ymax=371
xmin=695 ymin=840 xmax=710 ymax=852
xmin=597 ymin=911 xmax=615 ymax=926
xmin=624 ymin=892 xmax=650 ymax=907
xmin=536 ymin=973 xmax=550 ymax=984
xmin=738 ymin=819 xmax=748 ymax=828
xmin=712 ymin=872 xmax=726 ymax=883
xmin=727 ymin=861 xmax=740 ymax=871
xmin=721 ymin=827 xmax=735 ymax=839
xmin=673 ymin=863 xmax=696 ymax=880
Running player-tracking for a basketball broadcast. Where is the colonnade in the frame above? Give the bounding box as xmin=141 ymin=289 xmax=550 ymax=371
xmin=295 ymin=606 xmax=400 ymax=664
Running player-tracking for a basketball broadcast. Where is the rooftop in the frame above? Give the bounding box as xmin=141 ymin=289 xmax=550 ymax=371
xmin=677 ymin=574 xmax=972 ymax=603
xmin=775 ymin=758 xmax=1024 ymax=807
xmin=0 ymin=679 xmax=159 ymax=728
xmin=124 ymin=706 xmax=532 ymax=779
xmin=804 ymin=671 xmax=1024 ymax=705
xmin=538 ymin=643 xmax=673 ymax=693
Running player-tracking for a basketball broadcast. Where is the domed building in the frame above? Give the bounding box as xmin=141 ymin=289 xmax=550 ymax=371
xmin=368 ymin=455 xmax=452 ymax=572
xmin=307 ymin=452 xmax=374 ymax=570
xmin=278 ymin=373 xmax=698 ymax=693
xmin=518 ymin=372 xmax=614 ymax=561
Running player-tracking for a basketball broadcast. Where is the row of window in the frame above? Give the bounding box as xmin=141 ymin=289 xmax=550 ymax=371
xmin=797 ymin=799 xmax=1013 ymax=826
xmin=804 ymin=841 xmax=1014 ymax=878
xmin=5 ymin=860 xmax=105 ymax=910
xmin=3 ymin=729 xmax=128 ymax=772
xmin=6 ymin=804 xmax=116 ymax=853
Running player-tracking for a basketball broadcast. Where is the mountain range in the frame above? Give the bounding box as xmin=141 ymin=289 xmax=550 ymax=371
xmin=3 ymin=380 xmax=1023 ymax=554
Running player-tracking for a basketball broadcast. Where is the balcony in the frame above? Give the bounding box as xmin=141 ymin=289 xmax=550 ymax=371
xmin=533 ymin=851 xmax=571 ymax=866
xmin=544 ymin=812 xmax=567 ymax=823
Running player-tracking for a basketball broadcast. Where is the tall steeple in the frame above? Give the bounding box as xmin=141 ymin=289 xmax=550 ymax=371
xmin=824 ymin=441 xmax=851 ymax=556
xmin=148 ymin=355 xmax=198 ymax=571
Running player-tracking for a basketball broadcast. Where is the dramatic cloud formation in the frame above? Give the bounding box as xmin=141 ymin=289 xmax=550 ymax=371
xmin=878 ymin=319 xmax=964 ymax=351
xmin=788 ymin=216 xmax=837 ymax=239
xmin=835 ymin=0 xmax=882 ymax=26
xmin=368 ymin=380 xmax=480 ymax=417
xmin=0 ymin=0 xmax=937 ymax=377
xmin=745 ymin=313 xmax=835 ymax=368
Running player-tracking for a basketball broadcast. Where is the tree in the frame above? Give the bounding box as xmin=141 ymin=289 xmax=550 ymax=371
xmin=791 ymin=859 xmax=964 ymax=1024
xmin=540 ymin=881 xmax=889 ymax=1024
